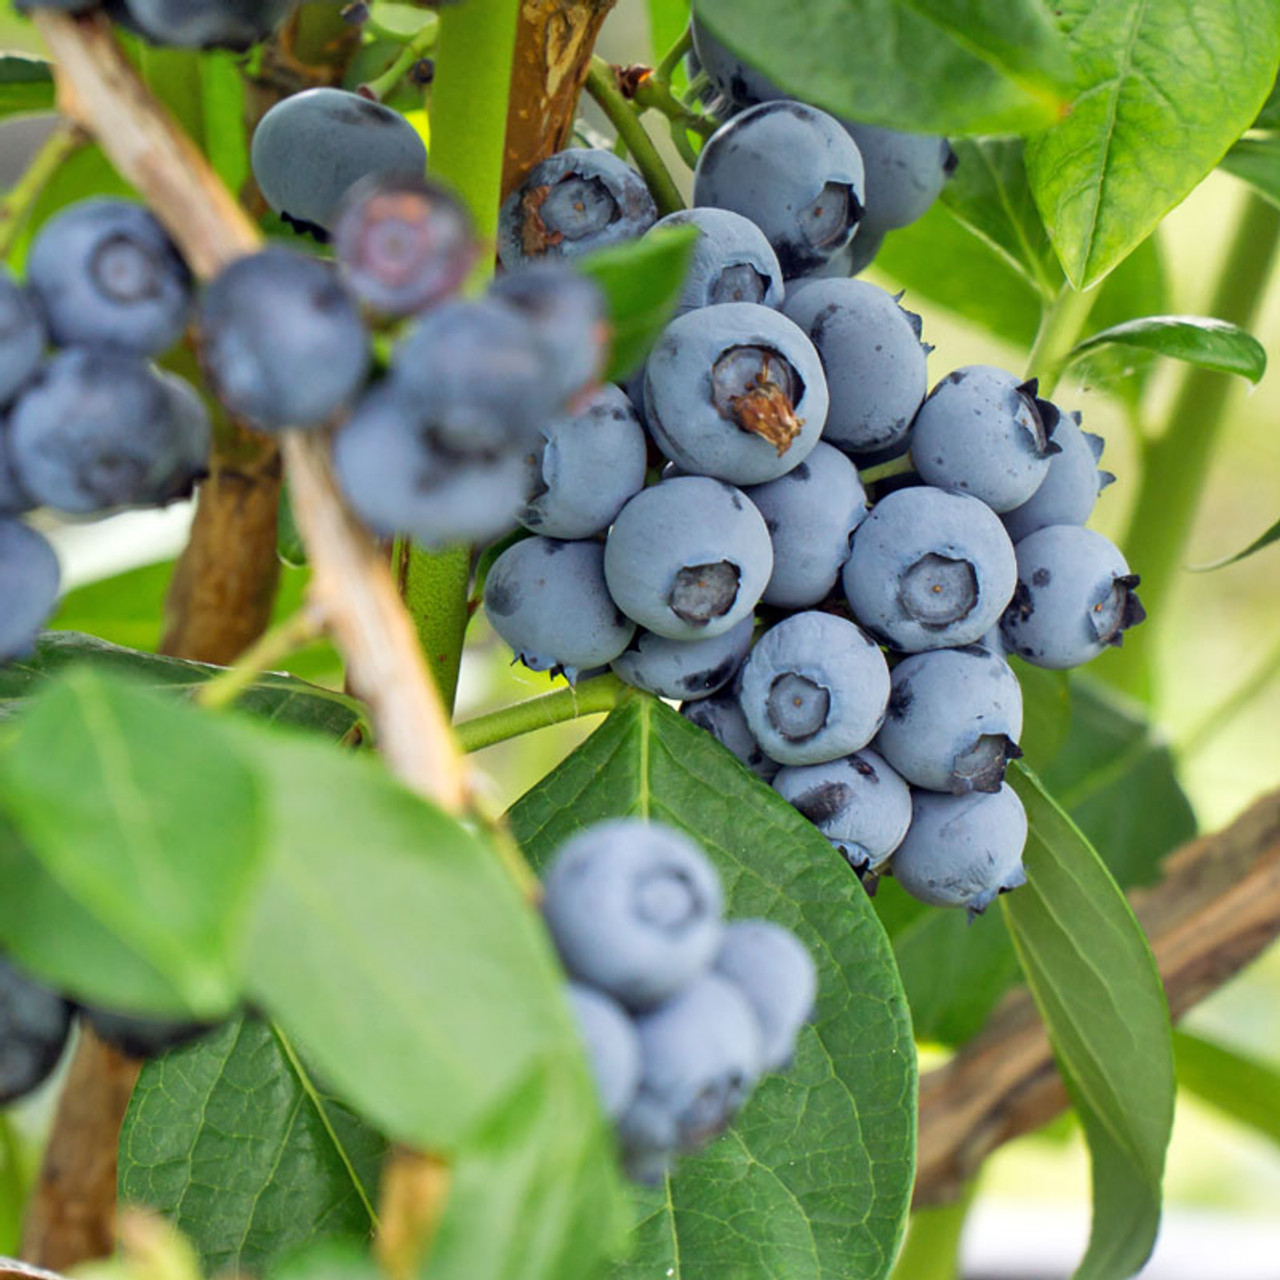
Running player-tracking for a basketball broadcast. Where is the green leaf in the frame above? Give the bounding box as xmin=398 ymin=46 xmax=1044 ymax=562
xmin=1025 ymin=0 xmax=1280 ymax=288
xmin=1043 ymin=678 xmax=1196 ymax=890
xmin=1252 ymin=73 xmax=1280 ymax=127
xmin=119 ymin=1016 xmax=385 ymax=1275
xmin=647 ymin=0 xmax=690 ymax=68
xmin=576 ymin=226 xmax=697 ymax=380
xmin=201 ymin=53 xmax=250 ymax=193
xmin=1068 ymin=316 xmax=1267 ymax=383
xmin=940 ymin=138 xmax=1060 ymax=297
xmin=889 ymin=1186 xmax=976 ymax=1280
xmin=1173 ymin=1030 xmax=1280 ymax=1147
xmin=1004 ymin=764 xmax=1175 ymax=1279
xmin=0 ymin=55 xmax=54 ymax=116
xmin=0 ymin=633 xmax=363 ymax=739
xmin=1015 ymin=662 xmax=1071 ymax=774
xmin=1221 ymin=133 xmax=1280 ymax=206
xmin=508 ymin=695 xmax=916 ymax=1280
xmin=692 ymin=0 xmax=1074 ymax=133
xmin=0 ymin=670 xmax=265 ymax=1016
xmin=1190 ymin=513 xmax=1280 ymax=570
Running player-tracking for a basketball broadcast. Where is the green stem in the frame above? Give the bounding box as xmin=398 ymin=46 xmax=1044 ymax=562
xmin=634 ymin=74 xmax=716 ymax=139
xmin=456 ymin=675 xmax=626 ymax=752
xmin=585 ymin=59 xmax=685 ymax=216
xmin=890 ymin=1183 xmax=978 ymax=1280
xmin=1024 ymin=283 xmax=1098 ymax=397
xmin=653 ymin=27 xmax=692 ymax=85
xmin=859 ymin=454 xmax=915 ymax=486
xmin=363 ymin=18 xmax=439 ymax=101
xmin=194 ymin=610 xmax=322 ymax=711
xmin=399 ymin=0 xmax=520 ymax=709
xmin=0 ymin=126 xmax=84 ymax=261
xmin=1108 ymin=193 xmax=1280 ymax=702
xmin=1176 ymin=630 xmax=1280 ymax=760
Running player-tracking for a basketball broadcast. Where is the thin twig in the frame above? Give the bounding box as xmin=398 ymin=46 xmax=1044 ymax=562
xmin=0 ymin=125 xmax=86 ymax=260
xmin=194 ymin=608 xmax=323 ymax=711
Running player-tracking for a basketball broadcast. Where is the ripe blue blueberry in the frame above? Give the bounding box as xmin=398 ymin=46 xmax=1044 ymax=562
xmin=82 ymin=1009 xmax=211 ymax=1058
xmin=689 ymin=19 xmax=781 ymax=112
xmin=252 ymin=89 xmax=428 ymax=234
xmin=120 ymin=0 xmax=296 ymax=48
xmin=0 ymin=957 xmax=73 ymax=1104
xmin=9 ymin=349 xmax=205 ymax=513
xmin=483 ymin=537 xmax=636 ymax=681
xmin=332 ymin=176 xmax=477 ymax=316
xmin=489 ymin=263 xmax=609 ymax=403
xmin=875 ymin=646 xmax=1023 ymax=794
xmin=612 ymin=615 xmax=755 ymax=701
xmin=1002 ymin=411 xmax=1115 ymax=543
xmin=695 ymin=101 xmax=865 ymax=279
xmin=520 ymin=384 xmax=647 ymax=539
xmin=153 ymin=370 xmax=212 ymax=504
xmin=782 ymin=278 xmax=929 ymax=454
xmin=625 ymin=972 xmax=763 ymax=1153
xmin=542 ymin=819 xmax=723 ymax=1009
xmin=745 ymin=444 xmax=866 ymax=609
xmin=199 ymin=248 xmax=371 ymax=431
xmin=644 ymin=303 xmax=828 ymax=485
xmin=842 ymin=487 xmax=1017 ymax=652
xmin=912 ymin=367 xmax=1061 ymax=513
xmin=0 ymin=434 xmax=32 ymax=518
xmin=0 ymin=521 xmax=59 ymax=662
xmin=566 ymin=983 xmax=642 ymax=1121
xmin=333 ymin=382 xmax=529 ymax=548
xmin=773 ymin=749 xmax=912 ymax=875
xmin=391 ymin=296 xmax=559 ymax=454
xmin=1001 ymin=525 xmax=1145 ymax=669
xmin=604 ymin=477 xmax=773 ymax=641
xmin=840 ymin=123 xmax=956 ymax=237
xmin=713 ymin=919 xmax=817 ymax=1071
xmin=646 ymin=208 xmax=784 ymax=316
xmin=680 ymin=691 xmax=778 ymax=782
xmin=498 ymin=148 xmax=658 ymax=268
xmin=27 ymin=199 xmax=192 ymax=357
xmin=0 ymin=269 xmax=46 ymax=407
xmin=891 ymin=785 xmax=1028 ymax=915
xmin=738 ymin=611 xmax=890 ymax=766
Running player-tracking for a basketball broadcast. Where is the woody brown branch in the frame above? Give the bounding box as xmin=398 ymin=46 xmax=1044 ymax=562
xmin=915 ymin=786 xmax=1280 ymax=1206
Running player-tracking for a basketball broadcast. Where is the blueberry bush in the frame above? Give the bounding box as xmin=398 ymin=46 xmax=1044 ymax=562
xmin=0 ymin=2 xmax=1278 ymax=1278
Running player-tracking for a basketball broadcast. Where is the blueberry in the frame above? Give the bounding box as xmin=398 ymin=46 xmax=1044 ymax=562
xmin=566 ymin=983 xmax=642 ymax=1121
xmin=542 ymin=819 xmax=723 ymax=1009
xmin=26 ymin=199 xmax=192 ymax=358
xmin=82 ymin=1008 xmax=213 ymax=1058
xmin=624 ymin=972 xmax=763 ymax=1155
xmin=713 ymin=919 xmax=817 ymax=1070
xmin=842 ymin=486 xmax=1017 ymax=652
xmin=0 ymin=424 xmax=34 ymax=518
xmin=1002 ymin=411 xmax=1115 ymax=543
xmin=612 ymin=615 xmax=755 ymax=701
xmin=1001 ymin=525 xmax=1145 ymax=669
xmin=891 ymin=785 xmax=1028 ymax=915
xmin=332 ymin=175 xmax=477 ymax=315
xmin=0 ymin=521 xmax=59 ymax=661
xmin=391 ymin=296 xmax=559 ymax=455
xmin=252 ymin=88 xmax=427 ymax=234
xmin=737 ymin=611 xmax=890 ymax=766
xmin=680 ymin=691 xmax=778 ymax=782
xmin=846 ymin=227 xmax=886 ymax=276
xmin=744 ymin=440 xmax=867 ymax=608
xmin=9 ymin=349 xmax=203 ymax=513
xmin=782 ymin=278 xmax=929 ymax=455
xmin=0 ymin=269 xmax=46 ymax=407
xmin=644 ymin=302 xmax=828 ymax=484
xmin=152 ymin=370 xmax=212 ymax=504
xmin=694 ymin=101 xmax=865 ymax=279
xmin=520 ymin=383 xmax=647 ymax=539
xmin=616 ymin=1097 xmax=677 ymax=1184
xmin=840 ymin=123 xmax=955 ymax=237
xmin=489 ymin=263 xmax=609 ymax=402
xmin=875 ymin=646 xmax=1023 ymax=794
xmin=689 ymin=19 xmax=782 ymax=112
xmin=604 ymin=476 xmax=773 ymax=641
xmin=334 ymin=382 xmax=529 ymax=548
xmin=0 ymin=957 xmax=73 ymax=1104
xmin=646 ymin=208 xmax=784 ymax=316
xmin=198 ymin=248 xmax=371 ymax=431
xmin=773 ymin=749 xmax=912 ymax=874
xmin=483 ymin=537 xmax=636 ymax=681
xmin=498 ymin=149 xmax=658 ymax=268
xmin=122 ymin=0 xmax=295 ymax=48
xmin=911 ymin=367 xmax=1061 ymax=513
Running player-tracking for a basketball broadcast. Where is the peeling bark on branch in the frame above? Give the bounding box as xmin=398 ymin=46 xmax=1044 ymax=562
xmin=915 ymin=788 xmax=1280 ymax=1206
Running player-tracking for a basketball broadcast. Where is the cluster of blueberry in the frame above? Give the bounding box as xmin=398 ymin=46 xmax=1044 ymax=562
xmin=0 ymin=199 xmax=213 ymax=661
xmin=19 ymin=0 xmax=300 ymax=52
xmin=542 ymin=819 xmax=816 ymax=1183
xmin=479 ymin=27 xmax=1145 ymax=916
xmin=0 ymin=954 xmax=210 ymax=1105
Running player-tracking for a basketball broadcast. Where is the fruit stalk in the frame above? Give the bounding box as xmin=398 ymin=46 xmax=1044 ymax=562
xmin=455 ymin=674 xmax=627 ymax=752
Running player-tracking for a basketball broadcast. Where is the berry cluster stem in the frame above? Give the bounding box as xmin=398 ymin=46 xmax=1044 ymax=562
xmin=1024 ymin=282 xmax=1097 ymax=397
xmin=455 ymin=674 xmax=626 ymax=752
xmin=0 ymin=125 xmax=85 ymax=260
